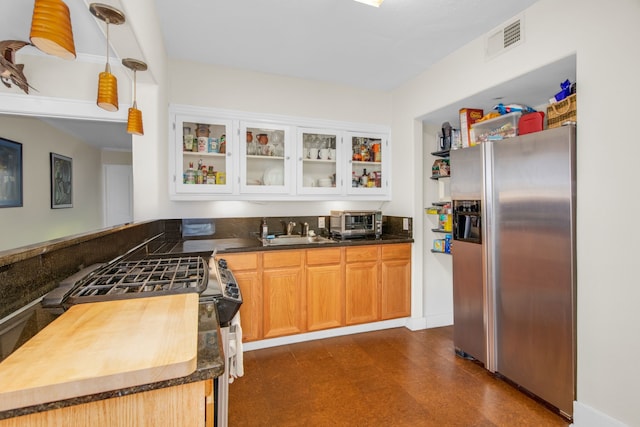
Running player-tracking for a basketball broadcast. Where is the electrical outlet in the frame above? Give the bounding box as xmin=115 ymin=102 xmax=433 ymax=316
xmin=318 ymin=217 xmax=325 ymax=229
xmin=403 ymin=218 xmax=409 ymax=230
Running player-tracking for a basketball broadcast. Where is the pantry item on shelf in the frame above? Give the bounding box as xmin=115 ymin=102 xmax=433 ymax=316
xmin=553 ymin=79 xmax=572 ymax=102
xmin=246 ymin=131 xmax=253 ymax=143
xmin=197 ymin=137 xmax=208 ymax=152
xmin=470 ymin=112 xmax=521 ymax=144
xmin=183 ymin=126 xmax=194 ymax=151
xmin=208 ymin=138 xmax=218 ymax=153
xmin=195 ymin=124 xmax=210 ymax=137
xmin=493 ymin=103 xmax=535 ymax=115
xmin=459 ymin=108 xmax=483 ymax=149
xmin=547 ymin=93 xmax=577 ymax=129
xmin=518 ymin=112 xmax=545 ymax=135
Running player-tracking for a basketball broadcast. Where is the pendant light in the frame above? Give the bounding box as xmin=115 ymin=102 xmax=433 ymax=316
xmin=122 ymin=58 xmax=147 ymax=136
xmin=89 ymin=3 xmax=125 ymax=112
xmin=29 ymin=0 xmax=76 ymax=60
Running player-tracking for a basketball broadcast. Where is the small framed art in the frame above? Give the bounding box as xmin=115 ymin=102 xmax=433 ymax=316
xmin=50 ymin=152 xmax=72 ymax=209
xmin=0 ymin=137 xmax=23 ymax=208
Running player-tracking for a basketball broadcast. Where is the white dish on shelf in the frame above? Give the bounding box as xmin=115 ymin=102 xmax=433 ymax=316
xmin=263 ymin=167 xmax=284 ymax=186
xmin=318 ymin=178 xmax=332 ymax=187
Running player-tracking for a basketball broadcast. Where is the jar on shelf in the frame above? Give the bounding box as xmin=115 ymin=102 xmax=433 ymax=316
xmin=185 ymin=162 xmax=195 ymax=184
xmin=183 ymin=127 xmax=194 ymax=152
xmin=195 ymin=124 xmax=210 ymax=138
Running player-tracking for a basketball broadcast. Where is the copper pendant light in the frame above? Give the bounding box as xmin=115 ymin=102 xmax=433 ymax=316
xmin=89 ymin=3 xmax=125 ymax=112
xmin=122 ymin=58 xmax=147 ymax=136
xmin=29 ymin=0 xmax=76 ymax=60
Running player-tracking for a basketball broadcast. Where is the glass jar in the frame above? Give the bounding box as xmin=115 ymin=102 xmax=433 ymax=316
xmin=196 ymin=124 xmax=210 ymax=138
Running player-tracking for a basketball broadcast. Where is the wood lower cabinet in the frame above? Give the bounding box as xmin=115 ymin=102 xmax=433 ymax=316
xmin=0 ymin=380 xmax=211 ymax=427
xmin=222 ymin=242 xmax=411 ymax=342
xmin=381 ymin=244 xmax=412 ymax=320
xmin=306 ymin=247 xmax=344 ymax=331
xmin=345 ymin=246 xmax=380 ymax=325
xmin=262 ymin=250 xmax=305 ymax=338
xmin=221 ymin=253 xmax=262 ymax=342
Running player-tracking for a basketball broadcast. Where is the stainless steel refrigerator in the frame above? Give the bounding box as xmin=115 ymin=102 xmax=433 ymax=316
xmin=450 ymin=125 xmax=576 ymax=417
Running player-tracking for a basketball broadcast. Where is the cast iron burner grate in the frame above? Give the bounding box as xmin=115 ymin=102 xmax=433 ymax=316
xmin=65 ymin=256 xmax=208 ymax=306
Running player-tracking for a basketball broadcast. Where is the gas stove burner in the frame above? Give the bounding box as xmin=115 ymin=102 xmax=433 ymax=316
xmin=46 ymin=256 xmax=209 ymax=308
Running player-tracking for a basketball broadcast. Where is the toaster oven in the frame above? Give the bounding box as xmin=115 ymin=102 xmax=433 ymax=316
xmin=330 ymin=210 xmax=382 ymax=239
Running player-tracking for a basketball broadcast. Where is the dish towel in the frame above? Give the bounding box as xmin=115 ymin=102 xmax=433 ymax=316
xmin=228 ymin=312 xmax=244 ymax=383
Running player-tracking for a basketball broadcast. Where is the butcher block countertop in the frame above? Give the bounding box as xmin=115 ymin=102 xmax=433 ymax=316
xmin=0 ymin=294 xmax=200 ymax=414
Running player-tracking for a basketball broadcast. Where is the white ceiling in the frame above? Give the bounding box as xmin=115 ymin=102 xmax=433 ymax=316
xmin=154 ymin=0 xmax=540 ymax=91
xmin=2 ymin=0 xmax=545 ymax=150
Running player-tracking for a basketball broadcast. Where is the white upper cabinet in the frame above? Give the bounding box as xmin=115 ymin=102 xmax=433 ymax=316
xmin=296 ymin=127 xmax=342 ymax=195
xmin=345 ymin=131 xmax=388 ymax=196
xmin=168 ymin=105 xmax=390 ymax=201
xmin=170 ymin=111 xmax=235 ymax=197
xmin=240 ymin=121 xmax=292 ymax=195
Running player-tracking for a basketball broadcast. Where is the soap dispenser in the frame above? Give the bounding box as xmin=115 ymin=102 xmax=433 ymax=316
xmin=261 ymin=218 xmax=269 ymax=239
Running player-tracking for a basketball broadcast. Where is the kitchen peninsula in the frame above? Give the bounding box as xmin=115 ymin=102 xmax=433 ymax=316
xmin=0 ymin=294 xmax=224 ymax=425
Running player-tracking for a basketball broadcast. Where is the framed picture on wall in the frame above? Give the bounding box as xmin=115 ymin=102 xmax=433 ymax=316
xmin=0 ymin=137 xmax=23 ymax=208
xmin=50 ymin=152 xmax=72 ymax=209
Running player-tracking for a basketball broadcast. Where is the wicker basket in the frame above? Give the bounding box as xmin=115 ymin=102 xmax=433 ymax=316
xmin=547 ymin=94 xmax=577 ymax=129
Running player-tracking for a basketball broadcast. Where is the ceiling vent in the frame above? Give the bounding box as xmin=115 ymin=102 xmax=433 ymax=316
xmin=486 ymin=15 xmax=524 ymax=59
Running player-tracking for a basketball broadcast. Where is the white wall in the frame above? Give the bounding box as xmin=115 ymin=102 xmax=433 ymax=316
xmin=0 ymin=115 xmax=103 ymax=251
xmin=392 ymin=0 xmax=640 ymax=425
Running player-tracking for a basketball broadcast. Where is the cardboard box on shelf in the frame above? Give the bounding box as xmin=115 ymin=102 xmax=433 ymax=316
xmin=459 ymin=108 xmax=484 ymax=148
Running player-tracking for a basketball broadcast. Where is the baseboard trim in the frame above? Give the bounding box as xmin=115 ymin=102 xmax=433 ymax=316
xmin=243 ymin=318 xmax=408 ymax=352
xmin=425 ymin=312 xmax=453 ymax=329
xmin=572 ymin=401 xmax=628 ymax=427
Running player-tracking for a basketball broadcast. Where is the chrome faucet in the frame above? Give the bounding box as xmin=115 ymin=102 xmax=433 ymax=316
xmin=282 ymin=220 xmax=296 ymax=235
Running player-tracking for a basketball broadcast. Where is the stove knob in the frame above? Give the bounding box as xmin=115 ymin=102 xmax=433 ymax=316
xmin=218 ymin=259 xmax=228 ymax=269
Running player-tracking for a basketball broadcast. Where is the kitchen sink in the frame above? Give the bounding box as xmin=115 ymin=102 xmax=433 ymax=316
xmin=260 ymin=235 xmax=337 ymax=246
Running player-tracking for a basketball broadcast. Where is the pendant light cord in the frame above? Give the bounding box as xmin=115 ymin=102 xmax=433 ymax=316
xmin=104 ymin=20 xmax=111 ymax=73
xmin=132 ymin=69 xmax=137 ymax=108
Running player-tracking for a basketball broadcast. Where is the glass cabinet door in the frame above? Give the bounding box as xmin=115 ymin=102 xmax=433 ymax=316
xmin=297 ymin=128 xmax=341 ymax=194
xmin=174 ymin=114 xmax=234 ymax=194
xmin=345 ymin=131 xmax=387 ymax=195
xmin=240 ymin=122 xmax=291 ymax=194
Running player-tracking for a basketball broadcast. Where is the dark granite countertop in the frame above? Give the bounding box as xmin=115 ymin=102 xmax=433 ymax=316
xmin=0 ymin=301 xmax=224 ymax=421
xmin=163 ymin=234 xmax=413 ymax=256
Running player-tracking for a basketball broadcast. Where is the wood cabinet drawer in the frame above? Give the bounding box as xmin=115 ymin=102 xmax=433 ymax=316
xmin=306 ymin=247 xmax=342 ymax=265
xmin=381 ymin=243 xmax=411 ymax=260
xmin=219 ymin=253 xmax=258 ymax=271
xmin=345 ymin=246 xmax=379 ymax=263
xmin=263 ymin=250 xmax=303 ymax=269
